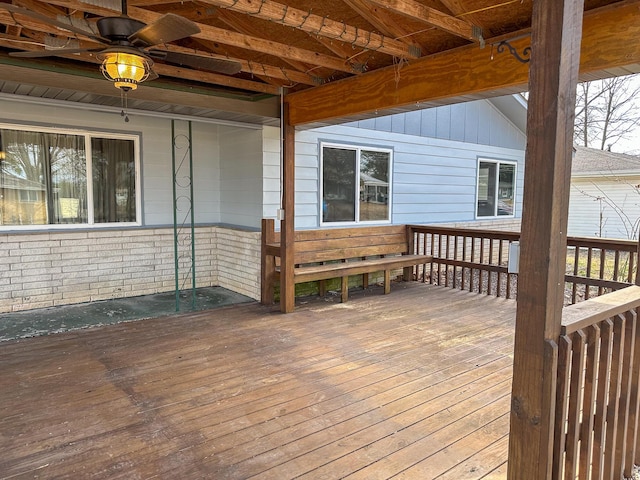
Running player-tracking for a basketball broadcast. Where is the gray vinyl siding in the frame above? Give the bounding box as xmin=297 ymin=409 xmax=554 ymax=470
xmin=345 ymin=99 xmax=526 ymax=151
xmin=218 ymin=126 xmax=264 ymax=228
xmin=0 ymin=98 xmax=274 ymax=230
xmin=569 ymin=176 xmax=640 ymax=239
xmin=294 ymin=120 xmax=525 ymax=228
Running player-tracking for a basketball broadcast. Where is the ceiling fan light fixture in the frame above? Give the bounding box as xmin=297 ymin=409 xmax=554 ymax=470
xmin=100 ymin=51 xmax=153 ymax=91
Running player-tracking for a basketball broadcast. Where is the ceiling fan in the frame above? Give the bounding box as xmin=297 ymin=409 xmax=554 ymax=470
xmin=0 ymin=0 xmax=242 ymax=91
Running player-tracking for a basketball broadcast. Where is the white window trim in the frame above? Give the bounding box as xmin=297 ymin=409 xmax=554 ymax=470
xmin=475 ymin=157 xmax=517 ymax=219
xmin=320 ymin=142 xmax=393 ymax=226
xmin=0 ymin=123 xmax=141 ymax=230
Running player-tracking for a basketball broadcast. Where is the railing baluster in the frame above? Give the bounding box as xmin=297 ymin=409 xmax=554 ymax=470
xmin=462 ymin=234 xmax=468 ymax=290
xmin=497 ymin=239 xmax=504 ymax=298
xmin=599 ymin=249 xmax=606 ymax=297
xmin=554 ymin=334 xmax=573 ymax=480
xmin=573 ymin=247 xmax=581 ymax=305
xmin=629 ymin=308 xmax=640 ymax=471
xmin=580 ymin=324 xmax=601 ymax=480
xmin=566 ymin=330 xmax=587 ymax=480
xmin=479 ymin=236 xmax=485 ymax=294
xmin=603 ymin=314 xmax=626 ymax=479
xmin=591 ymin=318 xmax=614 ymax=480
xmin=586 ymin=248 xmax=594 ymax=300
xmin=453 ymin=235 xmax=459 ymax=289
xmin=615 ymin=310 xmax=637 ymax=477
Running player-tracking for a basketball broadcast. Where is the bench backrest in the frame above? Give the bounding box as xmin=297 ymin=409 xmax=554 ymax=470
xmin=262 ymin=219 xmax=411 ymax=264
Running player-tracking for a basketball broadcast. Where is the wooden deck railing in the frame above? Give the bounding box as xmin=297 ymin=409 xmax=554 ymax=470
xmin=553 ymin=286 xmax=640 ymax=479
xmin=408 ymin=225 xmax=638 ymax=304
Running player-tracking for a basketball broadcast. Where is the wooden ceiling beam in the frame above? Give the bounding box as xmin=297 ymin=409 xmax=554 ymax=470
xmin=194 ymin=0 xmax=420 ymax=58
xmin=286 ymin=1 xmax=640 ymax=126
xmin=364 ymin=0 xmax=477 ymax=42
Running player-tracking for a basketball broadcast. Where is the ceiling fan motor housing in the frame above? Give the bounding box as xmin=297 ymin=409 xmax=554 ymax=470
xmin=97 ymin=16 xmax=147 ymax=44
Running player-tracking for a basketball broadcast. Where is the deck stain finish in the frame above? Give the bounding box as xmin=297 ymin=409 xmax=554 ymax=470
xmin=0 ymin=284 xmax=515 ymax=479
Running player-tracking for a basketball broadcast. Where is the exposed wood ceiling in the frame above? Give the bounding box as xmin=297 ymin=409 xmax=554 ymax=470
xmin=0 ymin=0 xmax=638 ymax=125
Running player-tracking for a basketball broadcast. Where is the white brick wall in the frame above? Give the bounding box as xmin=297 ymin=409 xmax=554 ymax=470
xmin=0 ymin=226 xmax=261 ymax=313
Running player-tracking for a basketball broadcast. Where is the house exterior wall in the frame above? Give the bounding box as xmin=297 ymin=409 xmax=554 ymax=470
xmin=345 ymin=99 xmax=525 ymax=151
xmin=0 ymin=95 xmax=525 ymax=312
xmin=219 ymin=125 xmax=265 ymax=228
xmin=569 ymin=176 xmax=640 ymax=239
xmin=0 ymin=98 xmax=268 ymax=312
xmin=285 ymin=99 xmax=526 ymax=229
xmin=0 ymin=225 xmax=261 ymax=313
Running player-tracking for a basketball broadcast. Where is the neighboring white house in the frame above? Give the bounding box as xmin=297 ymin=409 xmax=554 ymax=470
xmin=568 ymin=146 xmax=640 ymax=240
xmin=0 ymin=93 xmax=526 ymax=313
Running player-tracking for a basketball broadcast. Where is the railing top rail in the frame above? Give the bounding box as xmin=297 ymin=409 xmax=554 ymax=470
xmin=407 ymin=224 xmax=521 ymax=241
xmin=566 ymin=235 xmax=637 ymax=251
xmin=561 ymin=285 xmax=640 ymax=334
xmin=407 ymin=225 xmax=637 ymax=252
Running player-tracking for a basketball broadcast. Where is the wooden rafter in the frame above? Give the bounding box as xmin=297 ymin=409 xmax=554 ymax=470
xmin=436 ymin=0 xmax=488 ymax=30
xmin=212 ymin=8 xmax=315 ymax=76
xmin=364 ymin=0 xmax=478 ymax=42
xmin=17 ymin=0 xmax=358 ymax=75
xmin=193 ymin=0 xmax=420 ymax=58
xmin=130 ymin=5 xmax=357 ymax=74
xmin=342 ymin=0 xmax=423 ymax=50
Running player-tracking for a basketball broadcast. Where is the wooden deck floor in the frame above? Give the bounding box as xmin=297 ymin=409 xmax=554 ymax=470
xmin=0 ymin=283 xmax=516 ymax=480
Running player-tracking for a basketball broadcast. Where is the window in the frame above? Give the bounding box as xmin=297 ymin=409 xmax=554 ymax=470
xmin=476 ymin=159 xmax=516 ymax=218
xmin=321 ymin=143 xmax=392 ymax=224
xmin=0 ymin=125 xmax=139 ymax=228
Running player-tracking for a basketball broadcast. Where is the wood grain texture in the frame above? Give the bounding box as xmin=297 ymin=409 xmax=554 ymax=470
xmin=507 ymin=0 xmax=585 ymax=478
xmin=0 ymin=284 xmax=516 ymax=479
xmin=286 ymin=2 xmax=640 ymax=126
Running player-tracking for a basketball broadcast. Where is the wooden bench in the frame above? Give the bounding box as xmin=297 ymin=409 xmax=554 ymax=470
xmin=261 ymin=219 xmax=432 ymax=309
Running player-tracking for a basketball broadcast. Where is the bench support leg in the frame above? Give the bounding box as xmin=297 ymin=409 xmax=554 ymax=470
xmin=362 ymin=273 xmax=369 ymax=289
xmin=384 ymin=270 xmax=391 ymax=294
xmin=341 ymin=276 xmax=349 ymax=302
xmin=403 ymin=266 xmax=413 ymax=282
xmin=318 ymin=280 xmax=326 ymax=297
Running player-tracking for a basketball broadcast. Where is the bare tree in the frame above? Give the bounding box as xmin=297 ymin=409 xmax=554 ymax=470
xmin=574 ymin=75 xmax=640 ymax=153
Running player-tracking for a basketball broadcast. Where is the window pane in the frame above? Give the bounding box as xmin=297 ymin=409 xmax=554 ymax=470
xmin=0 ymin=129 xmax=87 ymax=226
xmin=323 ymin=147 xmax=356 ymax=223
xmin=359 ymin=150 xmax=390 ymax=221
xmin=477 ymin=161 xmax=497 ymax=217
xmin=497 ymin=163 xmax=515 ymax=216
xmin=92 ymin=138 xmax=136 ymax=223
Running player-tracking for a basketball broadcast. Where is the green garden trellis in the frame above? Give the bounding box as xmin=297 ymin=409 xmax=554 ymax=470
xmin=171 ymin=119 xmax=196 ymax=312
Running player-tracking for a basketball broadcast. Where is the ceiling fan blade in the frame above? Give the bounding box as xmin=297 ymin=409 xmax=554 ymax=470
xmin=130 ymin=14 xmax=200 ymax=47
xmin=9 ymin=48 xmax=101 ymax=58
xmin=0 ymin=4 xmax=108 ymax=44
xmin=149 ymin=50 xmax=242 ymax=75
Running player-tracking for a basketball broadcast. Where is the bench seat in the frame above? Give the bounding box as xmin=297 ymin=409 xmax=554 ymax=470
xmin=261 ymin=220 xmax=433 ymax=311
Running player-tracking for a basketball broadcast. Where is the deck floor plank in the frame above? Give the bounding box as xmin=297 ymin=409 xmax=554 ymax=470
xmin=0 ymin=283 xmax=515 ymax=479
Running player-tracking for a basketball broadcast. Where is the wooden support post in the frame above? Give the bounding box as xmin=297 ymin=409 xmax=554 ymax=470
xmin=261 ymin=218 xmax=276 ymax=304
xmin=280 ymin=102 xmax=296 ymax=313
xmin=507 ymin=0 xmax=584 ymax=478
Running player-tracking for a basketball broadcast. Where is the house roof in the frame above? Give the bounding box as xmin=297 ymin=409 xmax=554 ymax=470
xmin=572 ymin=146 xmax=640 ymax=177
xmin=0 ymin=1 xmax=637 ymax=126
